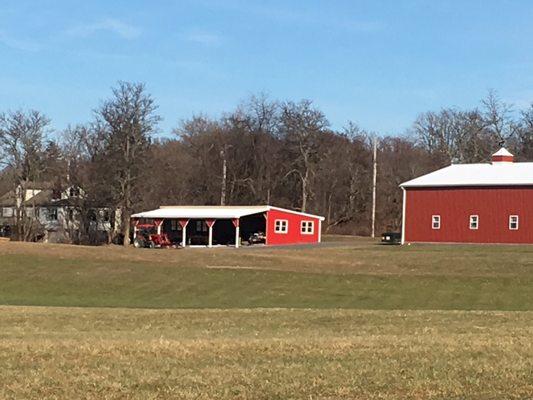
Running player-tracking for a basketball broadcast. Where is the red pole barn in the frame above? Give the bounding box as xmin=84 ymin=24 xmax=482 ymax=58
xmin=400 ymin=148 xmax=533 ymax=245
xmin=131 ymin=205 xmax=324 ymax=248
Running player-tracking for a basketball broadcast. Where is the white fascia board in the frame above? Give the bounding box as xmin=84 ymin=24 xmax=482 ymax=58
xmin=267 ymin=206 xmax=326 ymax=221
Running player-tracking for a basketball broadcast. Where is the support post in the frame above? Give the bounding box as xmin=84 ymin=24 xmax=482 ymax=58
xmin=232 ymin=218 xmax=240 ymax=248
xmin=133 ymin=219 xmax=138 ymax=240
xmin=206 ymin=219 xmax=216 ymax=248
xmin=155 ymin=219 xmax=163 ymax=235
xmin=179 ymin=219 xmax=189 ymax=247
xmin=401 ymin=188 xmax=406 ymax=245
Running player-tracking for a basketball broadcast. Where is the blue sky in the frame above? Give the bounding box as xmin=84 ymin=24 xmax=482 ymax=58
xmin=1 ymin=0 xmax=532 ymax=137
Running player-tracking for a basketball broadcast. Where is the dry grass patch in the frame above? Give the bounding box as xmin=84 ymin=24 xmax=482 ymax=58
xmin=1 ymin=307 xmax=532 ymax=399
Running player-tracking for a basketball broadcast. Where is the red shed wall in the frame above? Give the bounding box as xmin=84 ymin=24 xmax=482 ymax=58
xmin=405 ymin=186 xmax=533 ymax=244
xmin=266 ymin=209 xmax=321 ymax=245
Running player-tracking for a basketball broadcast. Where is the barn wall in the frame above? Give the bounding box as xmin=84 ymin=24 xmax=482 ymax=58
xmin=266 ymin=209 xmax=321 ymax=245
xmin=405 ymin=186 xmax=533 ymax=244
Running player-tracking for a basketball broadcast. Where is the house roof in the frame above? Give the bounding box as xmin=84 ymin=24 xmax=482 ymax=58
xmin=400 ymin=162 xmax=533 ymax=188
xmin=131 ymin=205 xmax=325 ymax=220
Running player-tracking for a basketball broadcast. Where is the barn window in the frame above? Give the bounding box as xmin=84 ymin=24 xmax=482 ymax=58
xmin=274 ymin=219 xmax=288 ymax=233
xmin=2 ymin=207 xmax=13 ymax=218
xmin=432 ymin=215 xmax=440 ymax=230
xmin=469 ymin=215 xmax=478 ymax=230
xmin=301 ymin=221 xmax=314 ymax=234
xmin=509 ymin=215 xmax=519 ymax=230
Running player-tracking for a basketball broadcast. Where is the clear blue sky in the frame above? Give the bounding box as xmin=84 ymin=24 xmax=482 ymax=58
xmin=1 ymin=0 xmax=532 ymax=137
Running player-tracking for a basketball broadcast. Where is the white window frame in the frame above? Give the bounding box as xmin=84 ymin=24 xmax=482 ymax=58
xmin=2 ymin=207 xmax=13 ymax=218
xmin=274 ymin=219 xmax=288 ymax=234
xmin=432 ymin=215 xmax=441 ymax=230
xmin=469 ymin=215 xmax=479 ymax=230
xmin=300 ymin=220 xmax=314 ymax=235
xmin=509 ymin=215 xmax=519 ymax=230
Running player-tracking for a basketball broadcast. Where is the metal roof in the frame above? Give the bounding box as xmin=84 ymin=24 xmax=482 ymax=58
xmin=131 ymin=205 xmax=325 ymax=220
xmin=400 ymin=162 xmax=533 ymax=188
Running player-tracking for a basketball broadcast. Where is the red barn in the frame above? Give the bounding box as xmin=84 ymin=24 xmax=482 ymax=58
xmin=131 ymin=205 xmax=324 ymax=248
xmin=400 ymin=148 xmax=533 ymax=245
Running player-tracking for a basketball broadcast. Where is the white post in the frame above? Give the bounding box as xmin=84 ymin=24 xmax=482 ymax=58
xmin=371 ymin=136 xmax=377 ymax=238
xmin=208 ymin=224 xmax=213 ymax=248
xmin=182 ymin=225 xmax=186 ymax=247
xmin=318 ymin=220 xmax=322 ymax=243
xmin=401 ymin=187 xmax=406 ymax=245
xmin=235 ymin=225 xmax=240 ymax=248
xmin=133 ymin=226 xmax=137 ymax=240
xmin=157 ymin=222 xmax=162 ymax=235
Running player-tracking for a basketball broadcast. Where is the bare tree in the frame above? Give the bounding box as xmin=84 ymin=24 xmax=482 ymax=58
xmin=95 ymin=82 xmax=161 ymax=246
xmin=0 ymin=110 xmax=50 ymax=240
xmin=280 ymin=100 xmax=328 ymax=211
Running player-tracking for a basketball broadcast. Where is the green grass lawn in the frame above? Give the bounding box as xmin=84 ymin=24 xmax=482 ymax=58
xmin=1 ymin=237 xmax=533 ymax=310
xmin=2 ymin=237 xmax=533 ymax=398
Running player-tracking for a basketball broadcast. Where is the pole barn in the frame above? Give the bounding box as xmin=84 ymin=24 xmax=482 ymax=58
xmin=400 ymin=148 xmax=533 ymax=245
xmin=131 ymin=205 xmax=324 ymax=248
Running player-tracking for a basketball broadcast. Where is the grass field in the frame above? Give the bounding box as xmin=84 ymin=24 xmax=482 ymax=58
xmin=1 ymin=237 xmax=533 ymax=398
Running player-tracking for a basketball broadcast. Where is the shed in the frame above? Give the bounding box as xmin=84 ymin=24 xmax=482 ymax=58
xmin=131 ymin=205 xmax=324 ymax=247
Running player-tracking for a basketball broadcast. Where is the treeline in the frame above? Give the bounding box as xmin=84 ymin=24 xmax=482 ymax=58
xmin=1 ymin=82 xmax=532 ymax=243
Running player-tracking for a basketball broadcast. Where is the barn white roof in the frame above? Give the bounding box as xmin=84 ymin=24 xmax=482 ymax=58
xmin=401 ymin=162 xmax=533 ymax=188
xmin=131 ymin=205 xmax=325 ymax=220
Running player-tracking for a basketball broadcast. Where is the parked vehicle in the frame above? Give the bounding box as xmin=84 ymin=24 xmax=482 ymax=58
xmin=133 ymin=224 xmax=174 ymax=248
xmin=247 ymin=231 xmax=266 ymax=245
xmin=0 ymin=225 xmax=11 ymax=238
xmin=381 ymin=232 xmax=401 ymax=245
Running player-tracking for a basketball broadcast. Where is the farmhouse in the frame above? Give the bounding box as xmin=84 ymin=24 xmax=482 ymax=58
xmin=0 ymin=182 xmax=113 ymax=242
xmin=400 ymin=148 xmax=533 ymax=245
xmin=131 ymin=205 xmax=324 ymax=247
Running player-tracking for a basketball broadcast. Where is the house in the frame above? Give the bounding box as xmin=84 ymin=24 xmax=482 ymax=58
xmin=0 ymin=182 xmax=113 ymax=242
xmin=400 ymin=148 xmax=533 ymax=244
xmin=131 ymin=205 xmax=324 ymax=247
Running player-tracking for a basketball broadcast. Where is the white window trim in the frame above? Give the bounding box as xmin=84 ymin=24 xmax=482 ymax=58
xmin=301 ymin=220 xmax=314 ymax=235
xmin=469 ymin=215 xmax=479 ymax=230
xmin=509 ymin=215 xmax=519 ymax=230
xmin=274 ymin=219 xmax=288 ymax=234
xmin=432 ymin=215 xmax=441 ymax=230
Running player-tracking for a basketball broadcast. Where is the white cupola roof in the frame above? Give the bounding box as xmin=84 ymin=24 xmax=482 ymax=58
xmin=491 ymin=147 xmax=514 ymax=163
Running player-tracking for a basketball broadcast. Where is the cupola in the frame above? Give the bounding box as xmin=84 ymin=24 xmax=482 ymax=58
xmin=491 ymin=147 xmax=514 ymax=164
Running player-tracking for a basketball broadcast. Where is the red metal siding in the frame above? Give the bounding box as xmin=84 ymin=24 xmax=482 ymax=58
xmin=266 ymin=209 xmax=321 ymax=245
xmin=405 ymin=186 xmax=533 ymax=244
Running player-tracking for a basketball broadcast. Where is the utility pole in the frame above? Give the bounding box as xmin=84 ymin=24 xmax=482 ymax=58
xmin=220 ymin=147 xmax=227 ymax=206
xmin=371 ymin=136 xmax=378 ymax=238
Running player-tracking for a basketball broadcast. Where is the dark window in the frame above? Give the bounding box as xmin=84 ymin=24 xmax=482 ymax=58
xmin=47 ymin=208 xmax=58 ymax=221
xmin=171 ymin=220 xmax=182 ymax=231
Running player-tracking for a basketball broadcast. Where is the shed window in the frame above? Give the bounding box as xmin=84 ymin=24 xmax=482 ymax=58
xmin=432 ymin=215 xmax=440 ymax=230
xmin=301 ymin=220 xmax=314 ymax=234
xmin=196 ymin=221 xmax=207 ymax=233
xmin=171 ymin=220 xmax=182 ymax=231
xmin=509 ymin=215 xmax=519 ymax=230
xmin=274 ymin=219 xmax=288 ymax=233
xmin=469 ymin=215 xmax=478 ymax=230
xmin=2 ymin=207 xmax=13 ymax=217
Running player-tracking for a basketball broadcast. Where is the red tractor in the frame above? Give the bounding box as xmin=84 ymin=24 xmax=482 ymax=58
xmin=133 ymin=224 xmax=173 ymax=249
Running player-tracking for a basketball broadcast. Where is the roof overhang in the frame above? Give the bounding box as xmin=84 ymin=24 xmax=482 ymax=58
xmin=131 ymin=205 xmax=325 ymax=221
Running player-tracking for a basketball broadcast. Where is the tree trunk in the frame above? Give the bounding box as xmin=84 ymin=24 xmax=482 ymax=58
xmin=122 ymin=208 xmax=131 ymax=246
